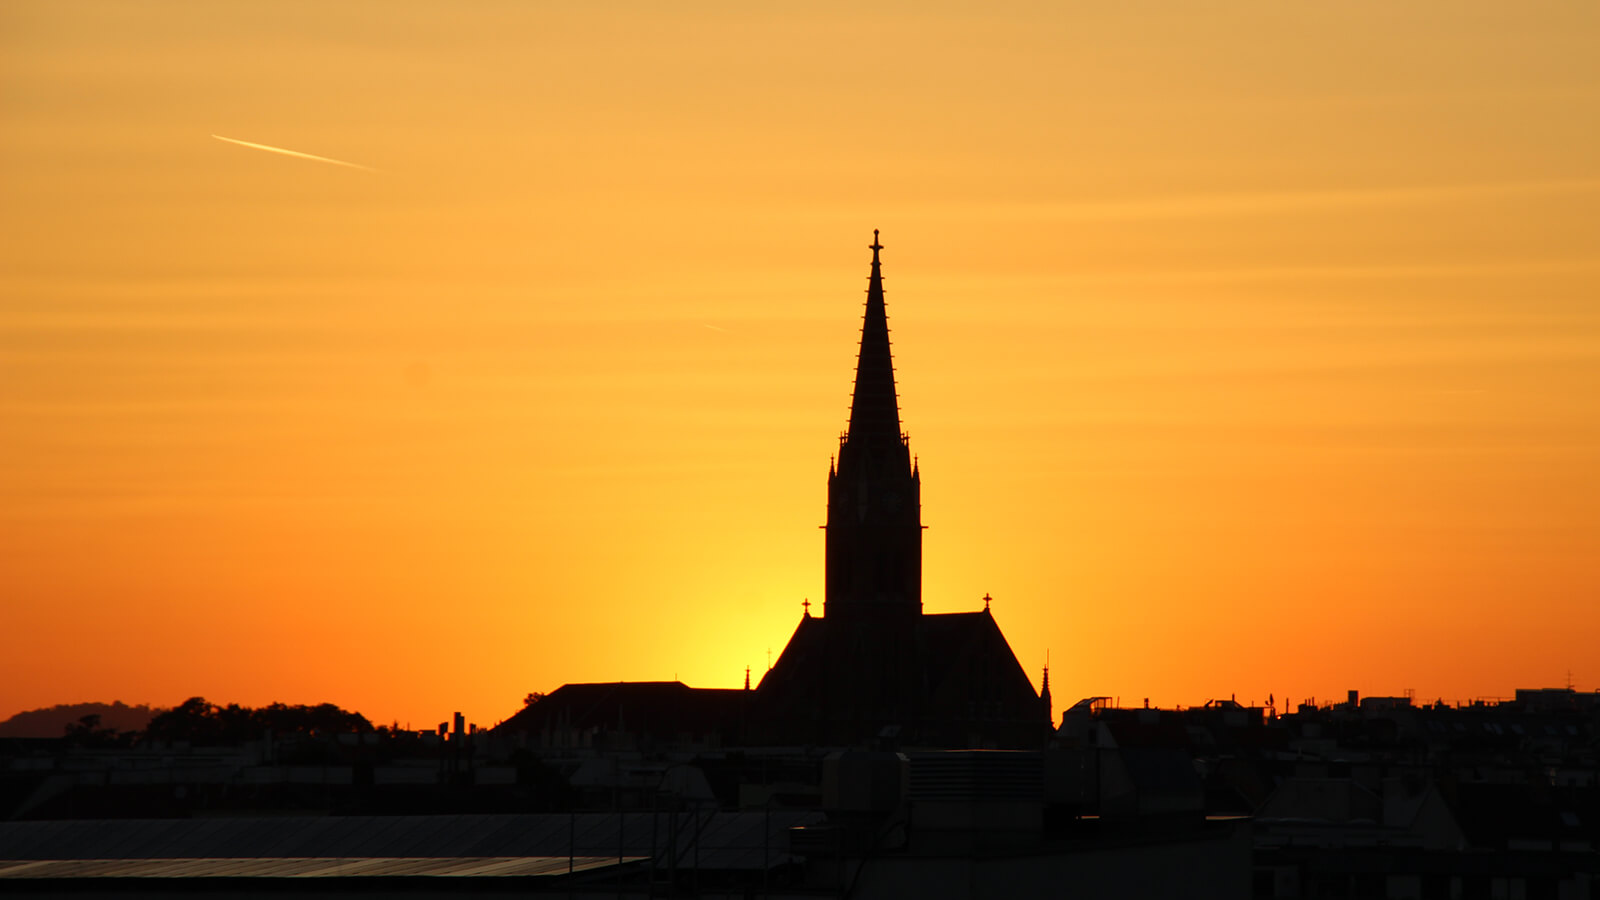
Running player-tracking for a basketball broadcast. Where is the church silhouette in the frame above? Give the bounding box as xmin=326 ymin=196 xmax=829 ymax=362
xmin=745 ymin=232 xmax=1046 ymax=748
xmin=505 ymin=233 xmax=1048 ymax=750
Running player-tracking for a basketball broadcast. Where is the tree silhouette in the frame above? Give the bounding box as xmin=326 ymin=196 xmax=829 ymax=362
xmin=64 ymin=713 xmax=135 ymax=748
xmin=144 ymin=697 xmax=373 ymax=745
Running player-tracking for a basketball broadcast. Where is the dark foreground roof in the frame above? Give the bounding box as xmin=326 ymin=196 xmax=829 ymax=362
xmin=496 ymin=681 xmax=750 ymax=744
xmin=0 ymin=810 xmax=823 ymax=876
xmin=0 ymin=855 xmax=637 ymax=881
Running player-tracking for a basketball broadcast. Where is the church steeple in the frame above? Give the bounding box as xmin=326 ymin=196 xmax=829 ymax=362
xmin=846 ymin=230 xmax=903 ymax=449
xmin=1041 ymin=657 xmax=1053 ymax=726
xmin=824 ymin=231 xmax=922 ymax=618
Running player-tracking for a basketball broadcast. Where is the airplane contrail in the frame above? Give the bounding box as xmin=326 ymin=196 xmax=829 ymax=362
xmin=211 ymin=134 xmax=377 ymax=172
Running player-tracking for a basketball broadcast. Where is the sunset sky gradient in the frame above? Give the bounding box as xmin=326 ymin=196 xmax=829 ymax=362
xmin=3 ymin=1 xmax=1598 ymax=728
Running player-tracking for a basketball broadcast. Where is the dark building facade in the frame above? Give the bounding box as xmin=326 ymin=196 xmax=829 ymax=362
xmin=748 ymin=233 xmax=1045 ymax=749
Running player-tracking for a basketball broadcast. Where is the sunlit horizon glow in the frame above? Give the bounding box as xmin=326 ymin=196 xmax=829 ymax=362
xmin=3 ymin=1 xmax=1598 ymax=730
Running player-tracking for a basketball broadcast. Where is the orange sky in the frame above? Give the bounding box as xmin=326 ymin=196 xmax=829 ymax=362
xmin=3 ymin=1 xmax=1598 ymax=729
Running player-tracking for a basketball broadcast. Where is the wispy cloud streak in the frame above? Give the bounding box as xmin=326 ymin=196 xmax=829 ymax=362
xmin=211 ymin=134 xmax=377 ymax=172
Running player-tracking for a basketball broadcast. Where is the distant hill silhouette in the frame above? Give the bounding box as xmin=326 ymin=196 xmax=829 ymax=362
xmin=0 ymin=701 xmax=162 ymax=738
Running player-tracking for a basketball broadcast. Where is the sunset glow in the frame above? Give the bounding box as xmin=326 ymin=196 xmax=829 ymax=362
xmin=3 ymin=1 xmax=1598 ymax=729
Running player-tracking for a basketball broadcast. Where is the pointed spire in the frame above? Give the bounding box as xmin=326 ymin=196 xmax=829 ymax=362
xmin=845 ymin=229 xmax=903 ymax=448
xmin=1042 ymin=652 xmax=1053 ymax=725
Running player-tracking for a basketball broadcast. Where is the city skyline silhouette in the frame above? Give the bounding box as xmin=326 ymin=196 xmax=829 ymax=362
xmin=4 ymin=3 xmax=1599 ymax=731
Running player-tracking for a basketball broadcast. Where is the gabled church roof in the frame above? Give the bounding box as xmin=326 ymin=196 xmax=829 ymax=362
xmin=747 ymin=609 xmax=1043 ymax=748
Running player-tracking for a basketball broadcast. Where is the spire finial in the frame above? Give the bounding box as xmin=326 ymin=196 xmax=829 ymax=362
xmin=983 ymin=592 xmax=992 ymax=612
xmin=870 ymin=228 xmax=882 ymax=254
